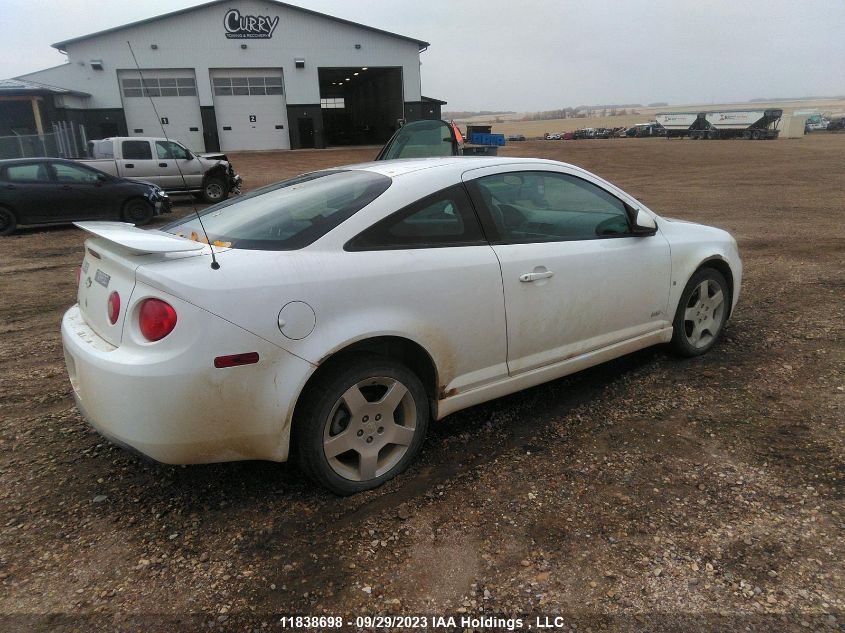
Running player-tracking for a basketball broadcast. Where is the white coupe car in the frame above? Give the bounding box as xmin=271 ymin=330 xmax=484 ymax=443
xmin=62 ymin=156 xmax=741 ymax=494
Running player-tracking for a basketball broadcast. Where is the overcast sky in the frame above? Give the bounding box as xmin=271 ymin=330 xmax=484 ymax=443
xmin=1 ymin=0 xmax=843 ymax=111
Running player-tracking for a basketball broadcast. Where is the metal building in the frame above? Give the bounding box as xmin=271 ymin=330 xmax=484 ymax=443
xmin=4 ymin=0 xmax=443 ymax=154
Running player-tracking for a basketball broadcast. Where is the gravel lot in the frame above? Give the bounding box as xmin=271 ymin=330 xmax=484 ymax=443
xmin=1 ymin=136 xmax=843 ymax=632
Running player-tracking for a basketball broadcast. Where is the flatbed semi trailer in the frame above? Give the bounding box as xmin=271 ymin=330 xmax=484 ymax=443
xmin=656 ymin=109 xmax=782 ymax=139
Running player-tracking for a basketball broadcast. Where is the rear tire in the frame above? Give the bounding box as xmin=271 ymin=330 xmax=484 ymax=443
xmin=202 ymin=177 xmax=228 ymax=204
xmin=752 ymin=129 xmax=762 ymax=140
xmin=670 ymin=267 xmax=730 ymax=357
xmin=0 ymin=207 xmax=17 ymax=236
xmin=121 ymin=199 xmax=153 ymax=226
xmin=293 ymin=353 xmax=429 ymax=495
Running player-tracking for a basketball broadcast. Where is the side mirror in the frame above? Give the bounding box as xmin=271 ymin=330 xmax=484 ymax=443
xmin=632 ymin=209 xmax=657 ymax=235
xmin=184 ymin=152 xmax=194 ymax=161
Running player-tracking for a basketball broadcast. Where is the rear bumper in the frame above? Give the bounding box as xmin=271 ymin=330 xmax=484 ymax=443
xmin=61 ymin=301 xmax=314 ymax=464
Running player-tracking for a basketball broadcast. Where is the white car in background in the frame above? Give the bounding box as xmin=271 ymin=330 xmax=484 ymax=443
xmin=62 ymin=157 xmax=741 ymax=494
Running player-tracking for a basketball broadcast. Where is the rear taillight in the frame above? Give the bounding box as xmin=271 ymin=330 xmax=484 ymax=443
xmin=139 ymin=299 xmax=177 ymax=341
xmin=76 ymin=267 xmax=82 ymax=287
xmin=107 ymin=292 xmax=120 ymax=325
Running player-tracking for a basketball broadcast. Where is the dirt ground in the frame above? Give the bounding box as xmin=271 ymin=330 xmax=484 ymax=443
xmin=0 ymin=135 xmax=843 ymax=632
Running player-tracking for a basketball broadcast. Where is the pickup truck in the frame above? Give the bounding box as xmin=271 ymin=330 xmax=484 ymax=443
xmin=81 ymin=137 xmax=241 ymax=203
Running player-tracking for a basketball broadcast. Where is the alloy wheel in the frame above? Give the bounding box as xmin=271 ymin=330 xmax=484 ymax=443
xmin=322 ymin=376 xmax=417 ymax=481
xmin=683 ymin=279 xmax=726 ymax=349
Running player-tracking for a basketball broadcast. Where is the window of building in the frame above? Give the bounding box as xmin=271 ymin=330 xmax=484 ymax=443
xmin=320 ymin=98 xmax=345 ymax=109
xmin=121 ymin=76 xmax=196 ymax=98
xmin=212 ymin=76 xmax=284 ymax=96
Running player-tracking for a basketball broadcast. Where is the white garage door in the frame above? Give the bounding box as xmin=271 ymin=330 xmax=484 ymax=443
xmin=210 ymin=69 xmax=290 ymax=151
xmin=118 ymin=69 xmax=205 ymax=151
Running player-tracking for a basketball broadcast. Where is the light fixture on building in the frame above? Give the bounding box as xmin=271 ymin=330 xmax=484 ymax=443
xmin=90 ymin=60 xmax=104 ymax=70
xmin=345 ymin=78 xmax=350 ymax=81
xmin=241 ymin=43 xmax=248 ymax=49
xmin=361 ymin=67 xmax=368 ymax=71
xmin=150 ymin=44 xmax=158 ymax=50
xmin=354 ymin=44 xmax=361 ymax=49
xmin=295 ymin=58 xmax=305 ymax=69
xmin=353 ymin=72 xmax=359 ymax=76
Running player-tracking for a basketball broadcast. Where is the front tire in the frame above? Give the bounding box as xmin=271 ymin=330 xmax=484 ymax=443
xmin=294 ymin=354 xmax=429 ymax=495
xmin=202 ymin=177 xmax=228 ymax=204
xmin=0 ymin=207 xmax=17 ymax=236
xmin=670 ymin=267 xmax=730 ymax=357
xmin=121 ymin=199 xmax=153 ymax=226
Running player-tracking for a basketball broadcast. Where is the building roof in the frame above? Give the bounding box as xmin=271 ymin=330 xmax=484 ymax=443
xmin=421 ymin=96 xmax=447 ymax=105
xmin=0 ymin=78 xmax=90 ymax=97
xmin=52 ymin=0 xmax=430 ymax=51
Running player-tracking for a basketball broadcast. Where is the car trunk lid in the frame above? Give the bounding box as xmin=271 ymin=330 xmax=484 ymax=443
xmin=74 ymin=222 xmax=207 ymax=346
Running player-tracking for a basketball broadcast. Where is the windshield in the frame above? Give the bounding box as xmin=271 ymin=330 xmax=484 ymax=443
xmin=163 ymin=170 xmax=391 ymax=250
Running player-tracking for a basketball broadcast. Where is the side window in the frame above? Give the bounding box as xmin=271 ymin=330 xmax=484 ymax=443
xmin=346 ymin=184 xmax=485 ymax=250
xmin=4 ymin=163 xmax=51 ymax=182
xmin=472 ymin=171 xmax=631 ymax=242
xmin=52 ymin=163 xmax=100 ymax=183
xmin=122 ymin=140 xmax=153 ymax=160
xmin=156 ymin=141 xmax=190 ymax=160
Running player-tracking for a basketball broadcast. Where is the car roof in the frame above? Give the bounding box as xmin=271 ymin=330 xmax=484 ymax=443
xmin=340 ymin=156 xmax=571 ymax=179
xmin=0 ymin=157 xmax=77 ymax=165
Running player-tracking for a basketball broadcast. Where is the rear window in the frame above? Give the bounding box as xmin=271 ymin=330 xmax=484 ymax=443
xmin=163 ymin=170 xmax=392 ymax=251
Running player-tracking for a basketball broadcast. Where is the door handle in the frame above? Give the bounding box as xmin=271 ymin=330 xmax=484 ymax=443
xmin=5 ymin=184 xmax=14 ymax=190
xmin=125 ymin=164 xmax=134 ymax=168
xmin=159 ymin=163 xmax=168 ymax=167
xmin=519 ymin=270 xmax=554 ymax=282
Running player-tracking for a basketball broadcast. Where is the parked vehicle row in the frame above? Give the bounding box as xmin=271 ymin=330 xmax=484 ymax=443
xmin=0 ymin=158 xmax=171 ymax=235
xmin=544 ymin=127 xmax=628 ymax=140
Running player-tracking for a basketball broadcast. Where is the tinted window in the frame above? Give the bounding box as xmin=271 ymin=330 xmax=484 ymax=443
xmin=473 ymin=171 xmax=631 ymax=242
xmin=347 ymin=185 xmax=484 ymax=250
xmin=52 ymin=163 xmax=100 ymax=183
xmin=122 ymin=140 xmax=152 ymax=160
xmin=4 ymin=163 xmax=50 ymax=182
xmin=163 ymin=170 xmax=391 ymax=251
xmin=378 ymin=120 xmax=455 ymax=160
xmin=156 ymin=141 xmax=190 ymax=160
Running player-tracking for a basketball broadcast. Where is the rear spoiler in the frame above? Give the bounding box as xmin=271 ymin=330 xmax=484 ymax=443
xmin=74 ymin=222 xmax=206 ymax=254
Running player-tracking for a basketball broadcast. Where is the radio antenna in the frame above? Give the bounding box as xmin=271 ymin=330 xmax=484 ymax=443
xmin=126 ymin=40 xmax=220 ymax=270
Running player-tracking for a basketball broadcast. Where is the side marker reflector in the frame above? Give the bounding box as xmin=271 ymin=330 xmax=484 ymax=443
xmin=214 ymin=352 xmax=260 ymax=369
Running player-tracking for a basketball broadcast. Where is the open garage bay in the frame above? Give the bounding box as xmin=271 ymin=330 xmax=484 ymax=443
xmin=0 ymin=136 xmax=843 ymax=630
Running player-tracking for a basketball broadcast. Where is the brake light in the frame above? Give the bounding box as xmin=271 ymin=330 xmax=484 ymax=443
xmin=139 ymin=299 xmax=177 ymax=341
xmin=76 ymin=267 xmax=81 ymax=287
xmin=107 ymin=292 xmax=120 ymax=325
